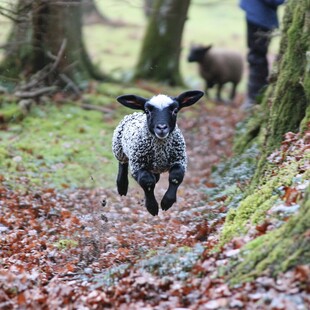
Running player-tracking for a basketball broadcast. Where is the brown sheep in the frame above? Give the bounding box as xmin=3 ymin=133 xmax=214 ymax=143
xmin=188 ymin=45 xmax=243 ymax=102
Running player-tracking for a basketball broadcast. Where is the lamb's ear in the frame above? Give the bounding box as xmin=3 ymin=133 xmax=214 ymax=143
xmin=176 ymin=90 xmax=204 ymax=109
xmin=116 ymin=95 xmax=147 ymax=110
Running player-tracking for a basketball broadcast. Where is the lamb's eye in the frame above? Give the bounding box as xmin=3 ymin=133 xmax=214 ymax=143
xmin=172 ymin=108 xmax=178 ymax=115
xmin=145 ymin=109 xmax=150 ymax=115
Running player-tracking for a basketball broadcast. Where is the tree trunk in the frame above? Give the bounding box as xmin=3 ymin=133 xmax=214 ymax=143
xmin=233 ymin=2 xmax=309 ymax=157
xmin=0 ymin=0 xmax=33 ymax=82
xmin=265 ymin=1 xmax=309 ymax=150
xmin=82 ymin=0 xmax=113 ymax=25
xmin=143 ymin=0 xmax=153 ymax=18
xmin=250 ymin=0 xmax=310 ymax=189
xmin=223 ymin=0 xmax=310 ymax=281
xmin=134 ymin=0 xmax=191 ymax=86
xmin=0 ymin=0 xmax=103 ymax=89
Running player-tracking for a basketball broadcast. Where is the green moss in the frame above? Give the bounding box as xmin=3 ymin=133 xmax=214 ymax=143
xmin=54 ymin=239 xmax=79 ymax=249
xmin=229 ymin=186 xmax=310 ymax=283
xmin=221 ymin=156 xmax=304 ymax=244
xmin=0 ymin=147 xmax=9 ymax=162
xmin=300 ymin=105 xmax=310 ymax=133
xmin=233 ymin=104 xmax=267 ymax=155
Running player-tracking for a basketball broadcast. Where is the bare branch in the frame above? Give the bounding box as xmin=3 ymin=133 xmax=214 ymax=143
xmin=48 ymin=1 xmax=81 ymax=6
xmin=0 ymin=2 xmax=32 ymax=23
xmin=19 ymin=38 xmax=68 ymax=91
xmin=0 ymin=8 xmax=20 ymax=23
xmin=15 ymin=86 xmax=57 ymax=98
xmin=0 ymin=4 xmax=18 ymax=15
xmin=59 ymin=73 xmax=81 ymax=96
xmin=48 ymin=38 xmax=68 ymax=72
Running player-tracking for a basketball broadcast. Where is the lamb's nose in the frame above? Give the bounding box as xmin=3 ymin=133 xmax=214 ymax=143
xmin=156 ymin=124 xmax=168 ymax=130
xmin=155 ymin=124 xmax=169 ymax=139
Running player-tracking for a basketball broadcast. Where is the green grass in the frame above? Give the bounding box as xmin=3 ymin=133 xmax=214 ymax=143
xmin=0 ymin=82 xmax=157 ymax=190
xmin=0 ymin=99 xmax=117 ymax=190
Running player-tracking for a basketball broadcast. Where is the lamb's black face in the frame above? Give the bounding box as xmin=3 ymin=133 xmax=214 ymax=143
xmin=144 ymin=95 xmax=179 ymax=140
xmin=117 ymin=91 xmax=204 ymax=140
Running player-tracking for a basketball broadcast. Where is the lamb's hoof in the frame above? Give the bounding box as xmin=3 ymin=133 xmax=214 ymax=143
xmin=145 ymin=201 xmax=159 ymax=216
xmin=118 ymin=189 xmax=127 ymax=196
xmin=161 ymin=195 xmax=176 ymax=211
xmin=117 ymin=182 xmax=128 ymax=196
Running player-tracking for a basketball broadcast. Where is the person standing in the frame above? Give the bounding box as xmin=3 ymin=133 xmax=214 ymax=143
xmin=240 ymin=0 xmax=285 ymax=108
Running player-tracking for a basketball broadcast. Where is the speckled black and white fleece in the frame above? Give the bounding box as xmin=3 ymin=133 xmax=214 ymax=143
xmin=112 ymin=112 xmax=187 ymax=176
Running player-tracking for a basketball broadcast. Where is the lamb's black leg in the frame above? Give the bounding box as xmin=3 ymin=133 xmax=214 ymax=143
xmin=161 ymin=164 xmax=185 ymax=211
xmin=116 ymin=162 xmax=129 ymax=196
xmin=134 ymin=169 xmax=159 ymax=216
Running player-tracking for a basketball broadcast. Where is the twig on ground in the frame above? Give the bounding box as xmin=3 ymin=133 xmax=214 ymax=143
xmin=78 ymin=103 xmax=114 ymax=114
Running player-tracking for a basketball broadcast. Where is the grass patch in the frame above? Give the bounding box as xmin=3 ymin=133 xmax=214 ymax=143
xmin=0 ymin=82 xmax=170 ymax=191
xmin=54 ymin=239 xmax=79 ymax=250
xmin=0 ymin=98 xmax=119 ymax=190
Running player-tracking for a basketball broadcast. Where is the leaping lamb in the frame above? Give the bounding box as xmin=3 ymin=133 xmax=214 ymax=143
xmin=112 ymin=90 xmax=204 ymax=216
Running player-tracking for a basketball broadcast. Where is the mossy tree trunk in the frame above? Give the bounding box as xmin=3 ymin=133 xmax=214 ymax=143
xmin=265 ymin=1 xmax=309 ymax=150
xmin=0 ymin=0 xmax=103 ymax=88
xmin=134 ymin=0 xmax=191 ymax=86
xmin=251 ymin=0 xmax=310 ymax=188
xmin=234 ymin=0 xmax=310 ymax=158
xmin=224 ymin=0 xmax=310 ymax=281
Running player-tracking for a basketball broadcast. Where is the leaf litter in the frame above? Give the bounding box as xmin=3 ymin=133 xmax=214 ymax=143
xmin=1 ymin=101 xmax=309 ymax=309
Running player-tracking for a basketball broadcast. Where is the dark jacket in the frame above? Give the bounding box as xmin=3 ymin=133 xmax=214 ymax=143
xmin=240 ymin=0 xmax=285 ymax=29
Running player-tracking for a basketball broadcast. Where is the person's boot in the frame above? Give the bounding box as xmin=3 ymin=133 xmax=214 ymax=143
xmin=242 ymin=64 xmax=268 ymax=110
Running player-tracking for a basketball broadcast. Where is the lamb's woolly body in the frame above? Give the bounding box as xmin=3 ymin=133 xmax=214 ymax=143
xmin=112 ymin=112 xmax=187 ymax=175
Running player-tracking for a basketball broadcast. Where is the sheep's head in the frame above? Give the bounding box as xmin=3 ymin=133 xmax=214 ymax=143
xmin=187 ymin=44 xmax=212 ymax=63
xmin=116 ymin=90 xmax=204 ymax=140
